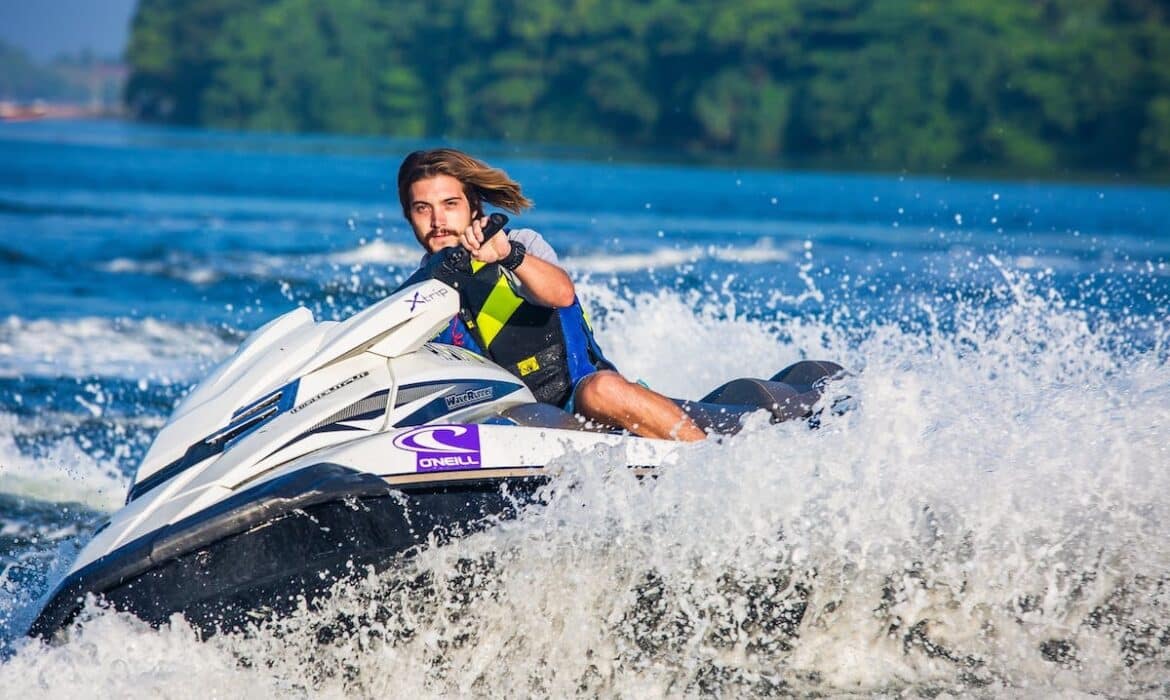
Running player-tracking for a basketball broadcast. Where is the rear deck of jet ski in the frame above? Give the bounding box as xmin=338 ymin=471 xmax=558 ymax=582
xmin=497 ymin=360 xmax=847 ymax=435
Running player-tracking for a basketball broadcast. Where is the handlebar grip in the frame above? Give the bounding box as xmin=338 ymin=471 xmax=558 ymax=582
xmin=481 ymin=213 xmax=509 ymax=241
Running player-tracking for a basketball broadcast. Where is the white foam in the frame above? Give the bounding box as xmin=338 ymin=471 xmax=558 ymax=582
xmin=567 ymin=247 xmax=700 ymax=273
xmin=98 ymin=250 xmax=299 ymax=286
xmin=324 ymin=239 xmax=422 ymax=267
xmin=98 ymin=240 xmax=426 ymax=288
xmin=99 ymin=257 xmax=225 ymax=286
xmin=0 ymin=413 xmax=128 ymax=512
xmin=0 ymin=316 xmax=233 ymax=380
xmin=576 ymin=283 xmax=836 ymax=398
xmin=94 ymin=232 xmax=803 ymax=290
xmin=314 ymin=237 xmax=794 ymax=276
xmin=0 ymin=610 xmax=284 ymax=698
xmin=2 ymin=268 xmax=1167 ymax=695
xmin=566 ymin=239 xmax=794 ymax=274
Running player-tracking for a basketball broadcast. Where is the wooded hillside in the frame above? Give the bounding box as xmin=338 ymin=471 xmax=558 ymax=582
xmin=125 ymin=0 xmax=1170 ymax=176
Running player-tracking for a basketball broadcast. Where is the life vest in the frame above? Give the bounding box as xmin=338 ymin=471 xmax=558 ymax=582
xmin=433 ymin=259 xmax=614 ymax=406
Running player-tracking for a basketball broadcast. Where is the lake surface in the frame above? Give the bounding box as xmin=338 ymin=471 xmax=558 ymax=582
xmin=1 ymin=120 xmax=1168 ymax=696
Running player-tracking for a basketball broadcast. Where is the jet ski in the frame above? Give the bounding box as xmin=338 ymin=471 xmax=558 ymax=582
xmin=28 ymin=218 xmax=844 ymax=641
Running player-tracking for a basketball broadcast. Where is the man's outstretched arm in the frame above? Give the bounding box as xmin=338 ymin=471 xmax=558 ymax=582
xmin=463 ymin=216 xmax=575 ymax=308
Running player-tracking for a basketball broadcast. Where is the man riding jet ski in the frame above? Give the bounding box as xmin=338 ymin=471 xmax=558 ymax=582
xmin=395 ymin=148 xmax=707 ymax=440
xmin=27 ymin=153 xmax=844 ymax=641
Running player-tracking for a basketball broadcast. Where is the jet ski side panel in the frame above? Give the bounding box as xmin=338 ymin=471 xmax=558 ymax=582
xmin=28 ymin=463 xmax=547 ymax=640
xmin=136 ymin=279 xmax=459 ymax=488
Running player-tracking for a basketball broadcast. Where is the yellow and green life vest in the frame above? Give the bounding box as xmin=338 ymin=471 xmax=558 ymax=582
xmin=434 ymin=260 xmax=614 ymax=406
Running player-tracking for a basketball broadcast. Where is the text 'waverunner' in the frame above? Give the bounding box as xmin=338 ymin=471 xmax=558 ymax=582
xmin=29 ymin=217 xmax=843 ymax=640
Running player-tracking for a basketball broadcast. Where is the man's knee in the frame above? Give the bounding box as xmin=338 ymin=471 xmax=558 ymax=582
xmin=575 ymin=370 xmax=631 ymax=411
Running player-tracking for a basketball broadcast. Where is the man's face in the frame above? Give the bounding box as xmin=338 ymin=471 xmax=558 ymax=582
xmin=407 ymin=174 xmax=474 ymax=254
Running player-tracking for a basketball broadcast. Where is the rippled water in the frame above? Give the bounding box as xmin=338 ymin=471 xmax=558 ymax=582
xmin=0 ymin=120 xmax=1167 ymax=696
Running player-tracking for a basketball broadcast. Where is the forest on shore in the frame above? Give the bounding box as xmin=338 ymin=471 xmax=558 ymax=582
xmin=124 ymin=0 xmax=1170 ymax=177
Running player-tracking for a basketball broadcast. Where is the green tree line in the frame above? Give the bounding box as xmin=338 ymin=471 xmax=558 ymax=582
xmin=125 ymin=0 xmax=1170 ymax=176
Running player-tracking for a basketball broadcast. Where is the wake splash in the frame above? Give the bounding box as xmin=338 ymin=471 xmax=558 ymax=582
xmin=0 ymin=316 xmax=234 ymax=380
xmin=2 ymin=264 xmax=1168 ymax=696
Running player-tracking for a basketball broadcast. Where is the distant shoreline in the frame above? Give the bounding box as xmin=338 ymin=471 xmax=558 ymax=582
xmin=0 ymin=100 xmax=122 ymax=122
xmin=3 ymin=116 xmax=1166 ymax=188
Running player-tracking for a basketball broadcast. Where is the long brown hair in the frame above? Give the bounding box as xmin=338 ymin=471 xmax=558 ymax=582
xmin=397 ymin=148 xmax=533 ymax=218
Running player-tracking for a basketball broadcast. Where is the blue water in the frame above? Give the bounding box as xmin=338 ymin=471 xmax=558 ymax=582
xmin=0 ymin=120 xmax=1168 ymax=696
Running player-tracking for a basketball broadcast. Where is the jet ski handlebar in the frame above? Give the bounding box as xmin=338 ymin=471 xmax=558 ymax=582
xmin=480 ymin=212 xmax=508 ymax=242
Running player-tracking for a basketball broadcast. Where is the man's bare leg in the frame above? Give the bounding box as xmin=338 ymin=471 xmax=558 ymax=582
xmin=572 ymin=370 xmax=706 ymax=441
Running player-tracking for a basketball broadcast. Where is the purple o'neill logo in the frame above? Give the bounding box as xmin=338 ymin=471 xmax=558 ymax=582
xmin=392 ymin=425 xmax=482 ymax=472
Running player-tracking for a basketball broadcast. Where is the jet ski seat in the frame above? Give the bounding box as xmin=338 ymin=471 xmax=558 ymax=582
xmin=494 ymin=402 xmax=595 ymax=430
xmin=691 ymin=360 xmax=847 ymax=429
xmin=493 ymin=360 xmax=846 ymax=436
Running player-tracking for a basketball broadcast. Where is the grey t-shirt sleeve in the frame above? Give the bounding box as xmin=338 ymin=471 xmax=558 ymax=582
xmin=506 ymin=228 xmax=557 ymax=265
xmin=504 ymin=228 xmax=561 ymax=305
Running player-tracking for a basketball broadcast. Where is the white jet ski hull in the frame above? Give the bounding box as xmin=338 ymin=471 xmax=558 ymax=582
xmin=29 ymin=279 xmax=842 ymax=639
